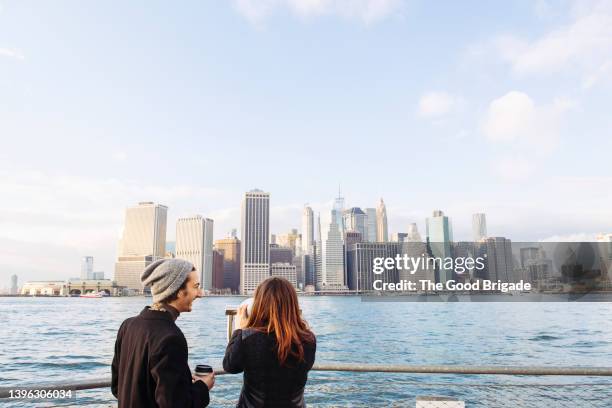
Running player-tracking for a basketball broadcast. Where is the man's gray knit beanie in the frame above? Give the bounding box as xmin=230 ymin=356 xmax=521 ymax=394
xmin=141 ymin=259 xmax=194 ymax=303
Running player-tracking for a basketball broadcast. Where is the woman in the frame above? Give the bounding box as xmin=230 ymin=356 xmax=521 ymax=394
xmin=223 ymin=277 xmax=316 ymax=408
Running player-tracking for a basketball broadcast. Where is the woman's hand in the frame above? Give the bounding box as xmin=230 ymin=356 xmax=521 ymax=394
xmin=236 ymin=304 xmax=249 ymax=330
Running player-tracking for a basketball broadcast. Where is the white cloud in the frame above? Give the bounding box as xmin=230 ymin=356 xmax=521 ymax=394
xmin=0 ymin=47 xmax=25 ymax=60
xmin=111 ymin=151 xmax=128 ymax=161
xmin=232 ymin=0 xmax=403 ymax=25
xmin=481 ymin=91 xmax=573 ymax=152
xmin=417 ymin=91 xmax=460 ymax=118
xmin=493 ymin=0 xmax=612 ymax=83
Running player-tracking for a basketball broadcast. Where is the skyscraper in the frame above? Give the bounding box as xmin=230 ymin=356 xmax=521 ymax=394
xmin=240 ymin=189 xmax=270 ymax=294
xmin=376 ymin=198 xmax=388 ymax=242
xmin=472 ymin=213 xmax=488 ymax=242
xmin=343 ymin=207 xmax=368 ymax=239
xmin=365 ymin=208 xmax=377 ymax=242
xmin=333 ymin=187 xmax=345 ymax=234
xmin=407 ymin=223 xmax=422 ymax=242
xmin=426 ymin=210 xmax=453 ymax=284
xmin=485 ymin=237 xmax=514 ymax=281
xmin=321 ymin=209 xmax=346 ymax=290
xmin=115 ymin=202 xmax=168 ymax=291
xmin=10 ymin=274 xmax=18 ymax=295
xmin=215 ymin=235 xmax=241 ymax=293
xmin=301 ymin=206 xmax=314 ymax=254
xmin=176 ymin=215 xmax=214 ymax=291
xmin=81 ymin=256 xmax=94 ymax=280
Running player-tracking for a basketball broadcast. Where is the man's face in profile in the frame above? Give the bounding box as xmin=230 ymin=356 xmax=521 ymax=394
xmin=176 ymin=270 xmax=202 ymax=312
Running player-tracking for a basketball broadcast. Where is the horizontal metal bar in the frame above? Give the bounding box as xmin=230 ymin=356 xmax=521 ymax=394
xmin=2 ymin=364 xmax=612 ymax=399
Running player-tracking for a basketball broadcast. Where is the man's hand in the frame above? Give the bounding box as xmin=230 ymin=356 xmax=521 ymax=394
xmin=236 ymin=304 xmax=249 ymax=330
xmin=193 ymin=372 xmax=215 ymax=390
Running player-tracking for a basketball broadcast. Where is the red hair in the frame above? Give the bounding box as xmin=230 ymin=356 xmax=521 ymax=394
xmin=244 ymin=277 xmax=314 ymax=366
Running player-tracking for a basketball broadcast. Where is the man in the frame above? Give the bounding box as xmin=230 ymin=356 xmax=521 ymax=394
xmin=112 ymin=259 xmax=214 ymax=407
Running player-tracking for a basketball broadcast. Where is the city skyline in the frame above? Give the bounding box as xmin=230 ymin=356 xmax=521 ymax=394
xmin=2 ymin=1 xmax=612 ymax=284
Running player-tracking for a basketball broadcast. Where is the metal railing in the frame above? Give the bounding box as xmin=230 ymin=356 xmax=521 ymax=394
xmin=2 ymin=363 xmax=612 ymax=401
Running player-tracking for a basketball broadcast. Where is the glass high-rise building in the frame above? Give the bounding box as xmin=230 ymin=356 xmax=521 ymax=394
xmin=176 ymin=215 xmax=214 ymax=291
xmin=321 ymin=209 xmax=346 ymax=290
xmin=81 ymin=256 xmax=94 ymax=280
xmin=376 ymin=198 xmax=388 ymax=242
xmin=240 ymin=189 xmax=270 ymax=294
xmin=426 ymin=210 xmax=453 ymax=284
xmin=115 ymin=202 xmax=168 ymax=292
xmin=365 ymin=208 xmax=377 ymax=242
xmin=472 ymin=213 xmax=488 ymax=242
xmin=215 ymin=236 xmax=241 ymax=293
xmin=343 ymin=207 xmax=367 ymax=239
xmin=301 ymin=206 xmax=314 ymax=254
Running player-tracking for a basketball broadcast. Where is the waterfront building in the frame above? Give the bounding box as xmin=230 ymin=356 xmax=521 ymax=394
xmin=343 ymin=207 xmax=368 ymax=240
xmin=407 ymin=223 xmax=422 ymax=242
xmin=365 ymin=208 xmax=377 ymax=242
xmin=276 ymin=229 xmax=300 ymax=254
xmin=302 ymin=206 xmax=314 ymax=254
xmin=240 ymin=189 xmax=270 ymax=294
xmin=376 ymin=198 xmax=388 ymax=242
xmin=426 ymin=210 xmax=453 ymax=284
xmin=270 ymin=263 xmax=298 ymax=288
xmin=10 ymin=274 xmax=18 ymax=295
xmin=81 ymin=256 xmax=94 ymax=280
xmin=176 ymin=215 xmax=214 ymax=290
xmin=399 ymin=241 xmax=435 ymax=283
xmin=92 ymin=271 xmax=104 ymax=280
xmin=20 ymin=279 xmax=122 ymax=296
xmin=215 ymin=236 xmax=241 ymax=293
xmin=320 ymin=209 xmax=347 ymax=291
xmin=472 ymin=213 xmax=488 ymax=242
xmin=346 ymin=243 xmax=399 ymax=292
xmin=485 ymin=237 xmax=514 ymax=282
xmin=115 ymin=202 xmax=167 ymax=292
xmin=270 ymin=244 xmax=293 ymax=264
xmin=212 ymin=249 xmax=224 ymax=290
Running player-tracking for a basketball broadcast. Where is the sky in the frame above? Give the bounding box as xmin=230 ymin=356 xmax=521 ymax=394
xmin=1 ymin=0 xmax=611 ymax=284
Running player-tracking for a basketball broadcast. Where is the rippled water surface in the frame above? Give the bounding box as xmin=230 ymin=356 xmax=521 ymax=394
xmin=1 ymin=297 xmax=612 ymax=407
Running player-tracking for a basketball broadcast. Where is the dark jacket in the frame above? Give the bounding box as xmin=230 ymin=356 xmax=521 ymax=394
xmin=111 ymin=307 xmax=210 ymax=408
xmin=223 ymin=328 xmax=316 ymax=408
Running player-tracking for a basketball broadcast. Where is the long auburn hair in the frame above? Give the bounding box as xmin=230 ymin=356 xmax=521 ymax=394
xmin=244 ymin=277 xmax=314 ymax=366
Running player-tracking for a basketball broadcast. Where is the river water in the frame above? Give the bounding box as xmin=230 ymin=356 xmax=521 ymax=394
xmin=1 ymin=296 xmax=612 ymax=407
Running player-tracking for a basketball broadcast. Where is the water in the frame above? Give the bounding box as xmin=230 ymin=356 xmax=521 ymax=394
xmin=1 ymin=297 xmax=612 ymax=407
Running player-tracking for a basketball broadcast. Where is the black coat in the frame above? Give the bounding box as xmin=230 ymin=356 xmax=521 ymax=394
xmin=111 ymin=307 xmax=210 ymax=408
xmin=223 ymin=328 xmax=316 ymax=408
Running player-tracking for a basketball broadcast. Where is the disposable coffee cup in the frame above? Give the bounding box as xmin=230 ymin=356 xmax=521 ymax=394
xmin=195 ymin=364 xmax=213 ymax=375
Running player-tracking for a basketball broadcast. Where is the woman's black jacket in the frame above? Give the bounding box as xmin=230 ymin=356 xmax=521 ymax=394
xmin=223 ymin=328 xmax=316 ymax=408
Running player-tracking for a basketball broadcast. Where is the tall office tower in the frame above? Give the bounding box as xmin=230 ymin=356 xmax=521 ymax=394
xmin=343 ymin=208 xmax=368 ymax=239
xmin=176 ymin=215 xmax=214 ymax=291
xmin=10 ymin=274 xmax=18 ymax=295
xmin=270 ymin=263 xmax=298 ymax=288
xmin=212 ymin=249 xmax=225 ymax=290
xmin=276 ymin=229 xmax=300 ymax=253
xmin=313 ymin=213 xmax=323 ymax=288
xmin=426 ymin=210 xmax=453 ymax=284
xmin=333 ymin=188 xmax=345 ymax=234
xmin=215 ymin=236 xmax=241 ymax=293
xmin=376 ymin=198 xmax=388 ymax=242
xmin=115 ymin=202 xmax=168 ymax=291
xmin=345 ymin=243 xmax=401 ymax=292
xmin=302 ymin=206 xmax=314 ymax=254
xmin=240 ymin=189 xmax=270 ymax=294
xmin=485 ymin=237 xmax=514 ymax=282
xmin=472 ymin=213 xmax=488 ymax=242
xmin=365 ymin=208 xmax=378 ymax=242
xmin=321 ymin=209 xmax=346 ymax=290
xmin=81 ymin=256 xmax=94 ymax=280
xmin=407 ymin=223 xmax=422 ymax=242
xmin=270 ymin=234 xmax=277 ymax=245
xmin=270 ymin=245 xmax=293 ymax=264
xmin=344 ymin=230 xmax=362 ymax=288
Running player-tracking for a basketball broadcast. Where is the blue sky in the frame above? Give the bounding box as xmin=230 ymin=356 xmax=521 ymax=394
xmin=1 ymin=0 xmax=611 ymax=284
